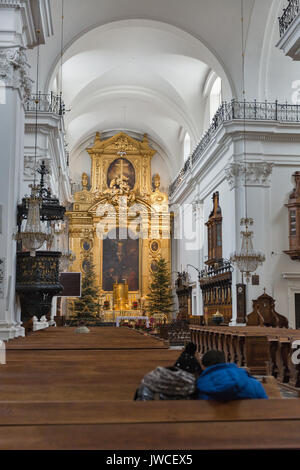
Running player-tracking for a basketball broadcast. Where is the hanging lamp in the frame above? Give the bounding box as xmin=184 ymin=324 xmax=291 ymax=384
xmin=230 ymin=1 xmax=265 ymax=282
xmin=14 ymin=29 xmax=52 ymax=256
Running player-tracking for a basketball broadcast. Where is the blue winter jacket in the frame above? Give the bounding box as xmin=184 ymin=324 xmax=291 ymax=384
xmin=196 ymin=363 xmax=268 ymax=401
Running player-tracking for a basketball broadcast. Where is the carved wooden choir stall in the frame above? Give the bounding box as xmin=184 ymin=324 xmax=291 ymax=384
xmin=285 ymin=171 xmax=300 ymax=260
xmin=199 ymin=192 xmax=233 ymax=325
xmin=175 ymin=271 xmax=192 ymax=321
xmin=247 ymin=290 xmax=289 ymax=328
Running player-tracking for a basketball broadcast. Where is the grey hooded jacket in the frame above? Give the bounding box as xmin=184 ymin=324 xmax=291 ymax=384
xmin=134 ymin=366 xmax=196 ymax=401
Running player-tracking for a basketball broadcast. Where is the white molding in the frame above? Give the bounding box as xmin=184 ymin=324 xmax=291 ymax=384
xmin=32 ymin=316 xmax=49 ymax=331
xmin=24 ymin=109 xmax=72 ymax=204
xmin=39 ymin=0 xmax=54 ymax=38
xmin=202 ymin=69 xmax=218 ymax=98
xmin=282 ymin=272 xmax=300 ymax=280
xmin=0 ymin=322 xmax=20 ymax=340
xmin=170 ymin=119 xmax=300 ymax=204
xmin=281 ymin=274 xmax=300 ymax=328
xmin=287 ymin=287 xmax=300 ymax=329
xmin=276 ymin=13 xmax=300 ymax=60
xmin=0 ymin=0 xmax=53 ymax=47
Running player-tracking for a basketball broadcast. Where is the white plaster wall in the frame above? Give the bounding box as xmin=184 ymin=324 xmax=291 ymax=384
xmin=171 ymin=118 xmax=300 ymax=326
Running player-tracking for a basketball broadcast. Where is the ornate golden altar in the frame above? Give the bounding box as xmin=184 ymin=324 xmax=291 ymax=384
xmin=66 ymin=132 xmax=171 ymax=322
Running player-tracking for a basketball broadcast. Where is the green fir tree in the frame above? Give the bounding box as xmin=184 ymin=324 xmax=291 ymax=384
xmin=71 ymin=263 xmax=99 ymax=324
xmin=147 ymin=258 xmax=174 ymax=319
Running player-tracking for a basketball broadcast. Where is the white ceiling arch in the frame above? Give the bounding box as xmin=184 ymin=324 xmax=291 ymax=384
xmin=47 ymin=18 xmax=235 ymax=182
xmin=67 ymin=85 xmax=201 ymax=149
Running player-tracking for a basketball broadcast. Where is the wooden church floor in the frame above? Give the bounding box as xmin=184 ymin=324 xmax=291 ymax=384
xmin=1 ymin=327 xmax=300 ymax=450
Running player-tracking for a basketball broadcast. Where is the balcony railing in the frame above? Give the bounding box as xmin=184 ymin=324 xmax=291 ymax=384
xmin=199 ymin=259 xmax=233 ymax=282
xmin=169 ymin=99 xmax=300 ymax=196
xmin=279 ymin=0 xmax=300 ymax=37
xmin=25 ymin=92 xmax=65 ymax=116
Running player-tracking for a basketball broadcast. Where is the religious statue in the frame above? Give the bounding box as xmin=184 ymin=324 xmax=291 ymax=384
xmin=81 ymin=172 xmax=89 ymax=191
xmin=104 ymin=157 xmax=136 ymax=205
xmin=109 ymin=174 xmax=131 ymax=194
xmin=153 ymin=173 xmax=161 ymax=191
xmin=150 ymin=173 xmax=168 ymax=205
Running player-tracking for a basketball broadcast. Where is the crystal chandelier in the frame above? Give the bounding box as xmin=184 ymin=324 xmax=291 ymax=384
xmin=52 ymin=221 xmax=76 ymax=272
xmin=15 ymin=185 xmax=52 ymax=256
xmin=59 ymin=250 xmax=76 ymax=272
xmin=230 ymin=218 xmax=265 ymax=283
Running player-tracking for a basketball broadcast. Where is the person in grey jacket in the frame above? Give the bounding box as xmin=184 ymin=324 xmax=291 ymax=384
xmin=134 ymin=342 xmax=202 ymax=401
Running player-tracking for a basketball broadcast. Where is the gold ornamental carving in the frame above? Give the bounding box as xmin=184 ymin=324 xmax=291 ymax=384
xmin=66 ymin=132 xmax=171 ymax=322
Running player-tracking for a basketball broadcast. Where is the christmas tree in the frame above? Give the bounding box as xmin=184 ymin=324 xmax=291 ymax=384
xmin=147 ymin=257 xmax=174 ymax=320
xmin=71 ymin=263 xmax=99 ymax=325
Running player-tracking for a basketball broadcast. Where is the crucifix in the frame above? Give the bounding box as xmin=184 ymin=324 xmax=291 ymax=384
xmin=115 ymin=157 xmax=129 ymax=180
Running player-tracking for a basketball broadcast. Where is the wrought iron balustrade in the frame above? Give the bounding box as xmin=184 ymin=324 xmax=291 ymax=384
xmin=169 ymin=99 xmax=300 ymax=196
xmin=25 ymin=92 xmax=65 ymax=116
xmin=279 ymin=0 xmax=300 ymax=37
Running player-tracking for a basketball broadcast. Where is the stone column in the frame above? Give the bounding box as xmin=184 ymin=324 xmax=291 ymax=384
xmin=192 ymin=196 xmax=204 ymax=317
xmin=0 ymin=8 xmax=33 ymax=339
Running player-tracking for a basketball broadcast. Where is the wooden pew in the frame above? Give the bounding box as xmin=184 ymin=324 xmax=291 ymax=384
xmin=190 ymin=325 xmax=300 ymax=380
xmin=0 ymin=326 xmax=298 ymax=450
xmin=6 ymin=326 xmax=169 ymax=351
xmin=261 ymin=376 xmax=283 ymax=398
xmin=0 ymin=399 xmax=299 ymax=449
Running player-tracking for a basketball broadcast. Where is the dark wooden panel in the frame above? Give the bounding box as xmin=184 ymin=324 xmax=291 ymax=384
xmin=59 ymin=273 xmax=81 ymax=297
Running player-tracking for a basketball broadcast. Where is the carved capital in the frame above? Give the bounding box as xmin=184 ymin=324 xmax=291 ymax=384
xmin=0 ymin=47 xmax=33 ymax=99
xmin=225 ymin=162 xmax=273 ymax=189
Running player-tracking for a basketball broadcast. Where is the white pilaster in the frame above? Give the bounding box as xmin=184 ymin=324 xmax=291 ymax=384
xmin=225 ymin=159 xmax=274 ymax=321
xmin=0 ymin=1 xmax=53 ymax=340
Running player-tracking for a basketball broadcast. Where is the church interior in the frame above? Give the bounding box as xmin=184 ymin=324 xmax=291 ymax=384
xmin=1 ymin=0 xmax=300 ymax=452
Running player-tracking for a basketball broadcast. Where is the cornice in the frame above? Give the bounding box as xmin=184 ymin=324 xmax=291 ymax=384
xmin=170 ymin=119 xmax=300 ymax=201
xmin=0 ymin=0 xmax=53 ymax=47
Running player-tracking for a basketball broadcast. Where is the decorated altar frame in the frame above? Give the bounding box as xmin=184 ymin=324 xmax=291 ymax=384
xmin=66 ymin=132 xmax=171 ymax=322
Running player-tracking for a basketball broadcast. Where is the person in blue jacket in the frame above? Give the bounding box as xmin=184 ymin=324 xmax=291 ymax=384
xmin=197 ymin=349 xmax=268 ymax=401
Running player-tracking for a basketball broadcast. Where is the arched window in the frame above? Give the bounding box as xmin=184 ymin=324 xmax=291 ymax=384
xmin=183 ymin=132 xmax=191 ymax=162
xmin=210 ymin=77 xmax=222 ymax=121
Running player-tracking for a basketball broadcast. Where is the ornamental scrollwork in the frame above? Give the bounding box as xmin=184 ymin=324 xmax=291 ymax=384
xmin=225 ymin=162 xmax=273 ymax=189
xmin=0 ymin=47 xmax=33 ymax=99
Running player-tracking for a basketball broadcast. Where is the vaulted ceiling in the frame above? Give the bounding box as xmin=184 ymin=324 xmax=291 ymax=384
xmin=28 ymin=0 xmax=299 ymax=185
